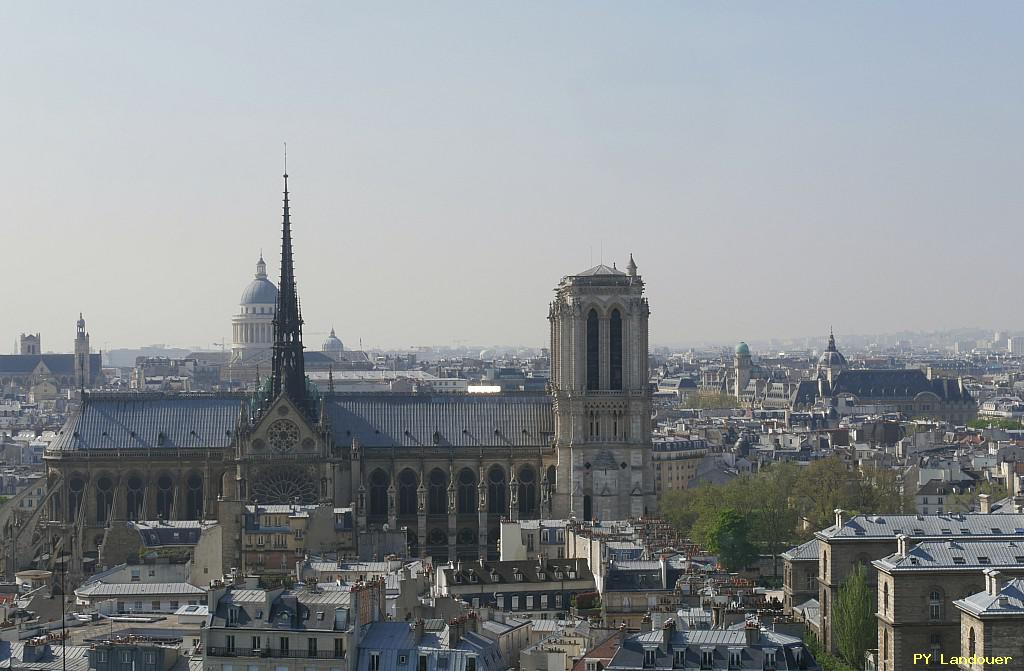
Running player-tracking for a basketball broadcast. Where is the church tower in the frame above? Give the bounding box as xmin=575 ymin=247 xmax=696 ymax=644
xmin=548 ymin=254 xmax=656 ymax=521
xmin=734 ymin=342 xmax=752 ymax=398
xmin=74 ymin=314 xmax=90 ymax=388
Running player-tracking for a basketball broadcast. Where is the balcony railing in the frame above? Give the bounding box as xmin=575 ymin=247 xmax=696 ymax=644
xmin=206 ymin=647 xmax=345 ymax=660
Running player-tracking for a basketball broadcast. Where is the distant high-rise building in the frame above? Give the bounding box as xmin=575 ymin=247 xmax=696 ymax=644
xmin=1009 ymin=336 xmax=1024 ymax=354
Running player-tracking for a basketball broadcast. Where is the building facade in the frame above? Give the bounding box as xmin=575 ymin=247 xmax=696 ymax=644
xmin=38 ymin=175 xmax=657 ymax=579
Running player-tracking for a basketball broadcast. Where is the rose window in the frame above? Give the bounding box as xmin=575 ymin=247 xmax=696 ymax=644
xmin=266 ymin=419 xmax=299 ymax=453
xmin=252 ymin=465 xmax=317 ymax=504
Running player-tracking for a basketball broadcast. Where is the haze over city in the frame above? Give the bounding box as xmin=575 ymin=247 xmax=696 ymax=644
xmin=5 ymin=2 xmax=1024 ymax=351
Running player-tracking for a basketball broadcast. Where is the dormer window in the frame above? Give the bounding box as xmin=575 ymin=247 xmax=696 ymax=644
xmin=700 ymin=650 xmax=713 ymax=670
xmin=729 ymin=650 xmax=741 ymax=669
xmin=470 ymin=573 xmax=479 ymax=583
xmin=513 ymin=569 xmax=523 ymax=582
xmin=673 ymin=650 xmax=685 ymax=667
xmin=764 ymin=650 xmax=777 ymax=670
xmin=454 ymin=573 xmax=463 ymax=584
xmin=643 ymin=650 xmax=656 ymax=668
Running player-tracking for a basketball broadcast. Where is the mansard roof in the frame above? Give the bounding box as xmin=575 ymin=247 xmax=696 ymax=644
xmin=817 ymin=513 xmax=1024 ymax=541
xmin=47 ymin=391 xmax=554 ymax=452
xmin=874 ymin=539 xmax=1024 ymax=572
xmin=781 ymin=538 xmax=819 ymax=562
xmin=955 ymin=577 xmax=1024 ymax=617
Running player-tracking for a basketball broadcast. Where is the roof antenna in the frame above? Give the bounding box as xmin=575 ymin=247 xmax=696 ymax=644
xmin=284 ymin=141 xmax=288 ymax=176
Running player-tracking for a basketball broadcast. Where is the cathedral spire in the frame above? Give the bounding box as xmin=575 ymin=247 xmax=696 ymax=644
xmin=270 ymin=169 xmax=309 ymax=412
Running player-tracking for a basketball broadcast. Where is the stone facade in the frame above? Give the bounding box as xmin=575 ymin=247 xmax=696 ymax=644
xmin=814 ymin=511 xmax=1024 ymax=655
xmin=874 ymin=538 xmax=1024 ymax=671
xmin=548 ymin=258 xmax=656 ymax=522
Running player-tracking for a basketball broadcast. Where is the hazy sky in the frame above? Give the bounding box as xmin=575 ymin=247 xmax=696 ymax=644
xmin=4 ymin=2 xmax=1023 ymax=353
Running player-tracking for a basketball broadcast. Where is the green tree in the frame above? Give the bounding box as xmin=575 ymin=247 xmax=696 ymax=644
xmin=946 ymin=480 xmax=1008 ymax=513
xmin=833 ymin=564 xmax=874 ymax=668
xmin=967 ymin=417 xmax=1022 ymax=430
xmin=704 ymin=508 xmax=758 ymax=572
xmin=684 ymin=392 xmax=740 ymax=410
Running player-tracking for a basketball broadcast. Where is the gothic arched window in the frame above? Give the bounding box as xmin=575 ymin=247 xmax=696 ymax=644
xmin=68 ymin=476 xmax=85 ymax=522
xmin=586 ymin=309 xmax=599 ymax=390
xmin=428 ymin=469 xmax=447 ymax=515
xmin=487 ymin=466 xmax=507 ymax=515
xmin=369 ymin=469 xmax=389 ymax=517
xmin=126 ymin=475 xmax=144 ymax=521
xmin=518 ymin=466 xmax=537 ymax=518
xmin=610 ymin=309 xmax=623 ymax=390
xmin=95 ymin=476 xmax=114 ymax=524
xmin=186 ymin=473 xmax=203 ymax=520
xmin=457 ymin=469 xmax=477 ymax=514
xmin=156 ymin=474 xmax=174 ymax=520
xmin=398 ymin=469 xmax=418 ymax=516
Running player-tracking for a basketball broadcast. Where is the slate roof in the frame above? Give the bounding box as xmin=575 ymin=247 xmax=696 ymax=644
xmin=75 ymin=582 xmax=206 ymax=597
xmin=442 ymin=558 xmax=593 ymax=587
xmin=781 ymin=538 xmax=819 ymax=562
xmin=955 ymin=577 xmax=1024 ymax=617
xmin=0 ymin=353 xmax=102 ymax=378
xmin=608 ymin=628 xmax=817 ymax=671
xmin=48 ymin=392 xmax=555 ymax=452
xmin=874 ymin=539 xmax=1024 ymax=572
xmin=576 ymin=264 xmax=626 ymax=277
xmin=0 ymin=642 xmax=91 ymax=671
xmin=327 ymin=393 xmax=553 ymax=448
xmin=48 ymin=393 xmax=243 ymax=451
xmin=131 ymin=520 xmax=214 ymax=546
xmin=816 ymin=513 xmax=1024 ymax=541
xmin=355 ymin=622 xmax=507 ymax=671
xmin=831 ymin=369 xmax=971 ymax=401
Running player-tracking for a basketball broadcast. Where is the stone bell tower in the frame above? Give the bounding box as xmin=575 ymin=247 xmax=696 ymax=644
xmin=548 ymin=254 xmax=656 ymax=521
xmin=74 ymin=314 xmax=91 ymax=388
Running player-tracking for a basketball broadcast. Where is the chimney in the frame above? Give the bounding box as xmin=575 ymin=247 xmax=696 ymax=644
xmin=711 ymin=604 xmax=724 ymax=630
xmin=1014 ymin=495 xmax=1024 ymax=514
xmin=618 ymin=623 xmax=628 ymax=646
xmin=744 ymin=621 xmax=759 ymax=647
xmin=449 ymin=616 xmax=470 ymax=646
xmin=979 ymin=494 xmax=991 ymax=514
xmin=896 ymin=534 xmax=909 ymax=558
xmin=414 ymin=618 xmax=426 ymax=644
xmin=834 ymin=509 xmax=846 ymax=529
xmin=986 ymin=569 xmax=1008 ymax=597
xmin=661 ymin=618 xmax=675 ymax=653
xmin=641 ymin=613 xmax=652 ymax=632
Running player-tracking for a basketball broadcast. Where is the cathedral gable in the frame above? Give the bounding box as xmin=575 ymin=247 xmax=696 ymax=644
xmin=245 ymin=396 xmax=321 ymax=459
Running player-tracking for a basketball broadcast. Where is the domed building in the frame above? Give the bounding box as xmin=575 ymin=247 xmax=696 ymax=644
xmin=230 ymin=254 xmax=278 ymax=364
xmin=321 ymin=327 xmax=344 ymax=356
xmin=816 ymin=329 xmax=848 ymax=383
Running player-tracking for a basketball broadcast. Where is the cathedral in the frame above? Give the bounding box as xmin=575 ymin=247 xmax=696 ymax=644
xmin=38 ymin=174 xmax=656 ymax=573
